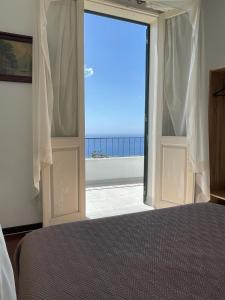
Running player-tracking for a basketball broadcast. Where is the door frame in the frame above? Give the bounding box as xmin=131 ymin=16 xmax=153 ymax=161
xmin=84 ymin=0 xmax=157 ymax=205
xmin=143 ymin=25 xmax=150 ymax=203
xmin=84 ymin=0 xmax=157 ymax=23
xmin=84 ymin=2 xmax=192 ymax=209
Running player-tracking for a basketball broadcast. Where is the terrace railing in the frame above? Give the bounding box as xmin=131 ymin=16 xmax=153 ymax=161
xmin=85 ymin=136 xmax=144 ymax=158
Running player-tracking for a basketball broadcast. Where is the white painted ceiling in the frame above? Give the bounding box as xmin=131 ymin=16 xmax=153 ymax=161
xmin=109 ymin=0 xmax=165 ymax=14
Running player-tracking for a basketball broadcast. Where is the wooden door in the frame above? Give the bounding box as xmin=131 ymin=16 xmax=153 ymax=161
xmin=154 ymin=137 xmax=195 ymax=209
xmin=42 ymin=0 xmax=85 ymax=227
xmin=42 ymin=138 xmax=85 ymax=226
xmin=148 ymin=14 xmax=195 ymax=209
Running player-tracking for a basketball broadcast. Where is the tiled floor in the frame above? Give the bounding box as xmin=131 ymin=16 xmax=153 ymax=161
xmin=86 ymin=183 xmax=153 ymax=219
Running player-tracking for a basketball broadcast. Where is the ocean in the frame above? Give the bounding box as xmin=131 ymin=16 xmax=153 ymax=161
xmin=85 ymin=136 xmax=144 ymax=158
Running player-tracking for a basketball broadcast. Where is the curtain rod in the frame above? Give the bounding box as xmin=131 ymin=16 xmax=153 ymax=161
xmin=161 ymin=8 xmax=187 ymax=19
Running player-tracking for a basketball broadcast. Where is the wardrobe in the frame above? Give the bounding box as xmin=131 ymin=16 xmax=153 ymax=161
xmin=209 ymin=67 xmax=225 ymax=203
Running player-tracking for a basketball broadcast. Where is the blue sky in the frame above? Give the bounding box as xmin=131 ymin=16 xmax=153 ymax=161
xmin=84 ymin=13 xmax=147 ymax=136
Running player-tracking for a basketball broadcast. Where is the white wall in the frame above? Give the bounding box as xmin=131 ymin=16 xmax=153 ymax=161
xmin=86 ymin=156 xmax=144 ymax=185
xmin=0 ymin=0 xmax=224 ymax=228
xmin=204 ymin=0 xmax=225 ymax=71
xmin=0 ymin=0 xmax=42 ymax=228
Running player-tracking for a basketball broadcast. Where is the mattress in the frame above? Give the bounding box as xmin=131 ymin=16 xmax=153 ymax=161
xmin=16 ymin=203 xmax=225 ymax=300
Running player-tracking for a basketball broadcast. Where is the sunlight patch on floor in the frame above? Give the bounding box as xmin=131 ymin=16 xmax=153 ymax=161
xmin=86 ymin=183 xmax=153 ymax=219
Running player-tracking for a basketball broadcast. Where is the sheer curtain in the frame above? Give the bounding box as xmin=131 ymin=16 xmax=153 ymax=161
xmin=47 ymin=0 xmax=78 ymax=137
xmin=33 ymin=0 xmax=81 ymax=190
xmin=164 ymin=13 xmax=192 ymax=137
xmin=146 ymin=0 xmax=210 ymax=202
xmin=164 ymin=11 xmax=209 ymax=201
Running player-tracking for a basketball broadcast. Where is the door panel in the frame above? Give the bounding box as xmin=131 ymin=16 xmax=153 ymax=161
xmin=155 ymin=137 xmax=195 ymax=209
xmin=52 ymin=147 xmax=79 ymax=217
xmin=162 ymin=144 xmax=186 ymax=204
xmin=42 ymin=138 xmax=85 ymax=227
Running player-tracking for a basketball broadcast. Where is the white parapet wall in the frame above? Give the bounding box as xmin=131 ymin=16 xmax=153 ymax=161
xmin=85 ymin=156 xmax=144 ymax=186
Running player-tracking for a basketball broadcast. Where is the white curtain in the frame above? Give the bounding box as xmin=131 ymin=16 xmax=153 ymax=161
xmin=0 ymin=226 xmax=17 ymax=300
xmin=47 ymin=0 xmax=78 ymax=137
xmin=33 ymin=0 xmax=81 ymax=190
xmin=146 ymin=0 xmax=210 ymax=201
xmin=164 ymin=13 xmax=192 ymax=136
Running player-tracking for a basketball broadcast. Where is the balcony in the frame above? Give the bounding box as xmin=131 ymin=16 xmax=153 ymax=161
xmin=85 ymin=136 xmax=145 ymax=158
xmin=85 ymin=137 xmax=153 ymax=219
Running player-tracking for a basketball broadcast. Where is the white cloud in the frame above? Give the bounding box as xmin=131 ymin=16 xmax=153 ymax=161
xmin=84 ymin=65 xmax=94 ymax=78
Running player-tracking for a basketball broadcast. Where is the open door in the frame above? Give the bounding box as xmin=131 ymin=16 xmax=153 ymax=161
xmin=147 ymin=14 xmax=195 ymax=209
xmin=42 ymin=0 xmax=85 ymax=227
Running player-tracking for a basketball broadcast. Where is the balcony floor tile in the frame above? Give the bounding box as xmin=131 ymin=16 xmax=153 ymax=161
xmin=86 ymin=183 xmax=153 ymax=219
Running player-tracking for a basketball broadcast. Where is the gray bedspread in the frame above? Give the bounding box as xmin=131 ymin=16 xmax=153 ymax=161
xmin=16 ymin=203 xmax=225 ymax=300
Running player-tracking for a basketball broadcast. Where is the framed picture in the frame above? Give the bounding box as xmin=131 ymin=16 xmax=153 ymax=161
xmin=0 ymin=32 xmax=32 ymax=83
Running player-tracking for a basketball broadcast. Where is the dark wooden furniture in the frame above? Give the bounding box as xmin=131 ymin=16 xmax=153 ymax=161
xmin=209 ymin=67 xmax=225 ymax=204
xmin=5 ymin=233 xmax=26 ymax=264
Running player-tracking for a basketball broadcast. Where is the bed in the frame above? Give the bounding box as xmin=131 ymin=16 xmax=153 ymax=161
xmin=16 ymin=203 xmax=225 ymax=300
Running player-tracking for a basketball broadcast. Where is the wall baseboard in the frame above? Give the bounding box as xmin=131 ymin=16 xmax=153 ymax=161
xmin=2 ymin=223 xmax=42 ymax=236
